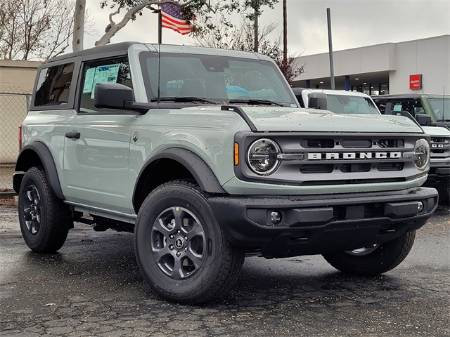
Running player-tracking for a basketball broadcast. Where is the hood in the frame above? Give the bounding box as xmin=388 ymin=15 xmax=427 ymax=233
xmin=240 ymin=107 xmax=423 ymax=133
xmin=433 ymin=121 xmax=450 ymax=130
xmin=422 ymin=126 xmax=450 ymax=137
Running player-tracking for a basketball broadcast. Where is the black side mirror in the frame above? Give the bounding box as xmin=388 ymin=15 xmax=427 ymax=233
xmin=415 ymin=114 xmax=432 ymax=126
xmin=308 ymin=93 xmax=327 ymax=110
xmin=94 ymin=83 xmax=134 ymax=109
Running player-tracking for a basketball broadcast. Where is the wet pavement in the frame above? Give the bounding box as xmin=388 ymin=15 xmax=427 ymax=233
xmin=0 ymin=204 xmax=449 ymax=337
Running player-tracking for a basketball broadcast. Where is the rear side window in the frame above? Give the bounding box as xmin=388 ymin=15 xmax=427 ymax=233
xmin=391 ymin=99 xmax=424 ymax=117
xmin=34 ymin=63 xmax=75 ymax=106
xmin=79 ymin=56 xmax=132 ymax=113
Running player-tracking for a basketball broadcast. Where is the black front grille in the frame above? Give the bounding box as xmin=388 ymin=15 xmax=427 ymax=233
xmin=378 ymin=139 xmax=404 ymax=148
xmin=340 ymin=163 xmax=371 ymax=173
xmin=377 ymin=162 xmax=404 ymax=171
xmin=431 ymin=137 xmax=447 ymax=143
xmin=305 ymin=139 xmax=335 ymax=148
xmin=285 ymin=135 xmax=416 ymax=184
xmin=341 ymin=139 xmax=372 ymax=148
xmin=237 ymin=132 xmax=422 ymax=187
xmin=300 ymin=164 xmax=333 ymax=174
xmin=430 ymin=137 xmax=450 ymax=155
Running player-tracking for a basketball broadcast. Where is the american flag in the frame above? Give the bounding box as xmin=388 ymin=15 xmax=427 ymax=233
xmin=160 ymin=2 xmax=193 ymax=35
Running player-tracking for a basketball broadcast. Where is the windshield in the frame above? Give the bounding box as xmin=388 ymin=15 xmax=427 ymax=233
xmin=427 ymin=97 xmax=450 ymax=121
xmin=139 ymin=52 xmax=298 ymax=107
xmin=324 ymin=94 xmax=380 ymax=114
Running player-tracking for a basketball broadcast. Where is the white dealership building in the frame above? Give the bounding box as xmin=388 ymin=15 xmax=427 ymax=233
xmin=292 ymin=35 xmax=450 ymax=96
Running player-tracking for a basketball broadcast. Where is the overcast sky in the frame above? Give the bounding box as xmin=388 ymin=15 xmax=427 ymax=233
xmin=83 ymin=0 xmax=450 ymax=56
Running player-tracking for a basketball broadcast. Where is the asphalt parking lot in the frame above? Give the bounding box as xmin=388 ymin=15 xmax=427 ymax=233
xmin=0 ymin=203 xmax=449 ymax=337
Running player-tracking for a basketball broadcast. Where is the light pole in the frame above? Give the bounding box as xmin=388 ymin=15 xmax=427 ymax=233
xmin=283 ymin=0 xmax=288 ymax=67
xmin=327 ymin=8 xmax=336 ymax=89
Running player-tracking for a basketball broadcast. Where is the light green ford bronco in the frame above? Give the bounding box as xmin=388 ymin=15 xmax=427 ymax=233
xmin=14 ymin=42 xmax=438 ymax=303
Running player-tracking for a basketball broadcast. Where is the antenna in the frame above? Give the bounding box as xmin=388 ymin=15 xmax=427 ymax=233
xmin=157 ymin=38 xmax=161 ymax=104
xmin=157 ymin=2 xmax=162 ymax=104
xmin=443 ymin=86 xmax=445 ymax=121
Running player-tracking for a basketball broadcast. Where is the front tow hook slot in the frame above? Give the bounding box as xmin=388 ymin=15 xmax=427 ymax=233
xmin=384 ymin=202 xmax=422 ymax=219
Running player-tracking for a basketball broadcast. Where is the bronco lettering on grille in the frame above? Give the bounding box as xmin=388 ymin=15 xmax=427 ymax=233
xmin=307 ymin=152 xmax=403 ymax=160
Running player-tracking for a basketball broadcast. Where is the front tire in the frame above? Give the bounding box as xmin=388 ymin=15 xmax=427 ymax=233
xmin=135 ymin=181 xmax=244 ymax=304
xmin=323 ymin=231 xmax=416 ymax=276
xmin=18 ymin=167 xmax=72 ymax=253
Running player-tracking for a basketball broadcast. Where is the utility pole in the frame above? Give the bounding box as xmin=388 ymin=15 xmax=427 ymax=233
xmin=282 ymin=0 xmax=288 ymax=67
xmin=72 ymin=0 xmax=86 ymax=52
xmin=253 ymin=0 xmax=259 ymax=52
xmin=326 ymin=8 xmax=335 ymax=89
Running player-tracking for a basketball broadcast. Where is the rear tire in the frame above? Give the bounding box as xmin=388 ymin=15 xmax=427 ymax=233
xmin=323 ymin=231 xmax=416 ymax=276
xmin=135 ymin=180 xmax=244 ymax=304
xmin=18 ymin=167 xmax=72 ymax=253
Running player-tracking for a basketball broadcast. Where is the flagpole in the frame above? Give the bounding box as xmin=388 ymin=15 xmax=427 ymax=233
xmin=158 ymin=8 xmax=162 ymax=44
xmin=151 ymin=5 xmax=163 ymax=44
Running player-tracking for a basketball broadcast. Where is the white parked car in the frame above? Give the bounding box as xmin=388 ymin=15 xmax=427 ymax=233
xmin=292 ymin=88 xmax=450 ymax=204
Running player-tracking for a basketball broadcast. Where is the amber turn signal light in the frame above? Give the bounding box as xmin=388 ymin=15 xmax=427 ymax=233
xmin=234 ymin=143 xmax=239 ymax=166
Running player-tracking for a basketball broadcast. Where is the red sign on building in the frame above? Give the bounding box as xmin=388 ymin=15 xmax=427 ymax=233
xmin=409 ymin=74 xmax=422 ymax=90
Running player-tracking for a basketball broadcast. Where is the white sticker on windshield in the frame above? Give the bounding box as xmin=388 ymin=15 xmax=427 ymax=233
xmin=89 ymin=64 xmax=120 ymax=98
xmin=83 ymin=68 xmax=96 ymax=94
xmin=393 ymin=104 xmax=402 ymax=112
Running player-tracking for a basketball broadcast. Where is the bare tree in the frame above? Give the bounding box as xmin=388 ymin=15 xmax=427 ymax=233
xmin=73 ymin=0 xmax=86 ymax=52
xmin=0 ymin=1 xmax=22 ymax=59
xmin=197 ymin=19 xmax=303 ymax=84
xmin=96 ymin=0 xmax=264 ymax=46
xmin=243 ymin=0 xmax=278 ymax=52
xmin=0 ymin=0 xmax=74 ymax=60
xmin=96 ymin=0 xmax=199 ymax=46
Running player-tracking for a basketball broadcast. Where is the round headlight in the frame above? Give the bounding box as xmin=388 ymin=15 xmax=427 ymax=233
xmin=247 ymin=138 xmax=281 ymax=175
xmin=414 ymin=139 xmax=430 ymax=170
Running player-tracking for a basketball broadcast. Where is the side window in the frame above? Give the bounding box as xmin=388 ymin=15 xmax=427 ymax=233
xmin=392 ymin=99 xmax=423 ymax=117
xmin=374 ymin=99 xmax=386 ymax=113
xmin=79 ymin=56 xmax=132 ymax=113
xmin=412 ymin=100 xmax=425 ymax=115
xmin=34 ymin=63 xmax=74 ymax=106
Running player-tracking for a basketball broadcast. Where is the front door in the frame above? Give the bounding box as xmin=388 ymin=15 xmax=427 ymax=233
xmin=62 ymin=56 xmax=136 ymax=213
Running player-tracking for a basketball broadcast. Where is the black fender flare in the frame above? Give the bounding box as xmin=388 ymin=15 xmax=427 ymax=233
xmin=14 ymin=142 xmax=65 ymax=199
xmin=132 ymin=148 xmax=225 ymax=207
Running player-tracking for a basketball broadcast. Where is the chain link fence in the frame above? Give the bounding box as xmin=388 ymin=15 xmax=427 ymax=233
xmin=0 ymin=92 xmax=30 ymax=194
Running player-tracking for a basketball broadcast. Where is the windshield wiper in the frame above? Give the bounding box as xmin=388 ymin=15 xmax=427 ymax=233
xmin=228 ymin=98 xmax=285 ymax=107
xmin=151 ymin=96 xmax=218 ymax=104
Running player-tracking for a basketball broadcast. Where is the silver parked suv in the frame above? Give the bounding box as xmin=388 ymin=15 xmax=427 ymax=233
xmin=14 ymin=42 xmax=438 ymax=303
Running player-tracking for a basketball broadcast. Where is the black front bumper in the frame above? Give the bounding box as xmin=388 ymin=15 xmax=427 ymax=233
xmin=209 ymin=187 xmax=438 ymax=258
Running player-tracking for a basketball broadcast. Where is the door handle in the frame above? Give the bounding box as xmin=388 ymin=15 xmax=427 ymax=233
xmin=65 ymin=131 xmax=80 ymax=140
